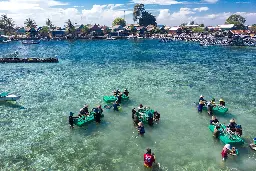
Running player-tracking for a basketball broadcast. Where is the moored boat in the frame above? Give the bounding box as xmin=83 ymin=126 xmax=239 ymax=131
xmin=22 ymin=40 xmax=40 ymax=44
xmin=103 ymin=94 xmax=129 ymax=103
xmin=209 ymin=124 xmax=244 ymax=145
xmin=0 ymin=92 xmax=21 ymax=101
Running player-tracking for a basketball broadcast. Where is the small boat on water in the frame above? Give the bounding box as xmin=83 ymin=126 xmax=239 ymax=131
xmin=136 ymin=107 xmax=155 ymax=125
xmin=22 ymin=40 xmax=40 ymax=44
xmin=106 ymin=37 xmax=116 ymax=40
xmin=103 ymin=94 xmax=129 ymax=103
xmin=73 ymin=112 xmax=104 ymax=126
xmin=203 ymin=105 xmax=228 ymax=115
xmin=0 ymin=92 xmax=21 ymax=101
xmin=209 ymin=124 xmax=244 ymax=145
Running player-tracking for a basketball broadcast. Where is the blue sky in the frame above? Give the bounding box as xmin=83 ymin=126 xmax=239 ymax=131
xmin=0 ymin=0 xmax=255 ymax=27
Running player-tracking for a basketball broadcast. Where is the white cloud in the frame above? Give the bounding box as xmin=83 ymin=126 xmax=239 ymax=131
xmin=193 ymin=7 xmax=209 ymax=12
xmin=203 ymin=0 xmax=218 ymax=3
xmin=0 ymin=2 xmax=131 ymax=27
xmin=131 ymin=0 xmax=183 ymax=5
xmin=0 ymin=0 xmax=68 ymax=11
xmin=156 ymin=9 xmax=256 ymax=26
xmin=157 ymin=8 xmax=195 ymax=25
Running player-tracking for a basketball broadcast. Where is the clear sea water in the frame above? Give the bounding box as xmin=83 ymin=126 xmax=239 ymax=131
xmin=0 ymin=40 xmax=256 ymax=171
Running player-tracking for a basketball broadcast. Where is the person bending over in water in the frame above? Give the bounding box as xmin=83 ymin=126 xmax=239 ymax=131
xmin=133 ymin=114 xmax=140 ymax=126
xmin=113 ymin=101 xmax=120 ymax=111
xmin=249 ymin=138 xmax=256 ymax=150
xmin=147 ymin=111 xmax=154 ymax=126
xmin=79 ymin=104 xmax=89 ymax=117
xmin=199 ymin=95 xmax=205 ymax=103
xmin=137 ymin=122 xmax=145 ymax=136
xmin=213 ymin=125 xmax=221 ymax=138
xmin=153 ymin=111 xmax=160 ymax=121
xmin=132 ymin=108 xmax=136 ymax=119
xmin=219 ymin=98 xmax=225 ymax=107
xmin=123 ymin=89 xmax=129 ymax=96
xmin=138 ymin=104 xmax=144 ymax=112
xmin=117 ymin=93 xmax=122 ymax=104
xmin=144 ymin=148 xmax=155 ymax=168
xmin=210 ymin=116 xmax=219 ymax=125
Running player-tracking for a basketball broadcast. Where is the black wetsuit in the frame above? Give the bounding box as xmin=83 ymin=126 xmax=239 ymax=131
xmin=69 ymin=116 xmax=74 ymax=127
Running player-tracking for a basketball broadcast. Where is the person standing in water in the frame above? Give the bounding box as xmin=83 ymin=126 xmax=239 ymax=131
xmin=123 ymin=89 xmax=129 ymax=96
xmin=113 ymin=101 xmax=120 ymax=111
xmin=137 ymin=122 xmax=145 ymax=136
xmin=144 ymin=148 xmax=155 ymax=168
xmin=69 ymin=112 xmax=78 ymax=129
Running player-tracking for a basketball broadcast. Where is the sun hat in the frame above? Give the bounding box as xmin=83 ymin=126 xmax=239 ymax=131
xmin=200 ymin=95 xmax=203 ymax=98
xmin=230 ymin=118 xmax=235 ymax=123
xmin=219 ymin=98 xmax=224 ymax=102
xmin=224 ymin=144 xmax=231 ymax=150
xmin=84 ymin=104 xmax=88 ymax=107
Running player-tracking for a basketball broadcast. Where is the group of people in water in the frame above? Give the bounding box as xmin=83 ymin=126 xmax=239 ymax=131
xmin=131 ymin=104 xmax=161 ymax=136
xmin=69 ymin=104 xmax=104 ymax=128
xmin=198 ymin=95 xmax=256 ymax=161
xmin=198 ymin=95 xmax=226 ymax=115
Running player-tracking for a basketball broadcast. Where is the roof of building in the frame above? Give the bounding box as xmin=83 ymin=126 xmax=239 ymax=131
xmin=218 ymin=24 xmax=234 ymax=29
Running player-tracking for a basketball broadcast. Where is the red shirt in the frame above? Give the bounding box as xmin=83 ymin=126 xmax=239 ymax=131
xmin=144 ymin=153 xmax=155 ymax=167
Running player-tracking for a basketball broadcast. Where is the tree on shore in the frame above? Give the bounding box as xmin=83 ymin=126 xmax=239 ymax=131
xmin=39 ymin=26 xmax=49 ymax=37
xmin=251 ymin=24 xmax=256 ymax=33
xmin=65 ymin=19 xmax=75 ymax=37
xmin=24 ymin=18 xmax=36 ymax=28
xmin=139 ymin=11 xmax=156 ymax=26
xmin=0 ymin=14 xmax=15 ymax=35
xmin=133 ymin=4 xmax=156 ymax=27
xmin=81 ymin=25 xmax=90 ymax=35
xmin=225 ymin=14 xmax=246 ymax=29
xmin=112 ymin=17 xmax=126 ymax=27
xmin=46 ymin=18 xmax=54 ymax=29
xmin=133 ymin=4 xmax=144 ymax=22
xmin=192 ymin=27 xmax=204 ymax=33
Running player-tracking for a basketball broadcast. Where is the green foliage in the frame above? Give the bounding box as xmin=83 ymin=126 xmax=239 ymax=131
xmin=133 ymin=4 xmax=144 ymax=22
xmin=112 ymin=17 xmax=126 ymax=27
xmin=192 ymin=27 xmax=204 ymax=33
xmin=65 ymin=19 xmax=75 ymax=34
xmin=0 ymin=14 xmax=15 ymax=35
xmin=24 ymin=18 xmax=36 ymax=28
xmin=39 ymin=26 xmax=49 ymax=37
xmin=225 ymin=14 xmax=246 ymax=29
xmin=46 ymin=19 xmax=53 ymax=29
xmin=251 ymin=24 xmax=256 ymax=33
xmin=139 ymin=11 xmax=157 ymax=27
xmin=199 ymin=24 xmax=204 ymax=27
xmin=81 ymin=25 xmax=90 ymax=35
xmin=130 ymin=24 xmax=137 ymax=35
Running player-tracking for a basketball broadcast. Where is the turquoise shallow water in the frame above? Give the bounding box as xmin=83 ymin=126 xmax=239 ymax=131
xmin=0 ymin=40 xmax=256 ymax=171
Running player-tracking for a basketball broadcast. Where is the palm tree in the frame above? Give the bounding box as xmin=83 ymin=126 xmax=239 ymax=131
xmin=1 ymin=14 xmax=14 ymax=35
xmin=65 ymin=19 xmax=75 ymax=35
xmin=24 ymin=18 xmax=36 ymax=28
xmin=46 ymin=18 xmax=53 ymax=29
xmin=133 ymin=4 xmax=144 ymax=23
